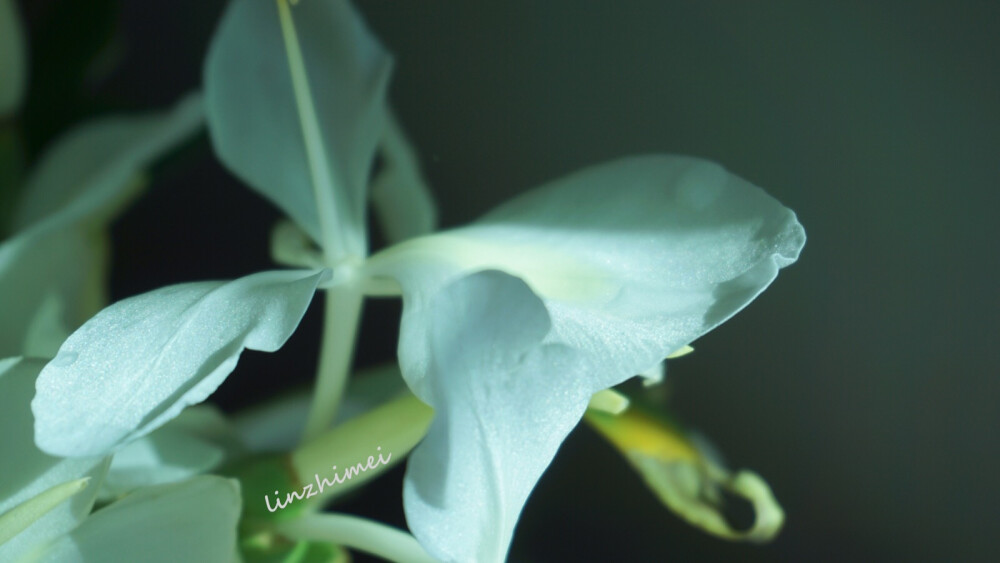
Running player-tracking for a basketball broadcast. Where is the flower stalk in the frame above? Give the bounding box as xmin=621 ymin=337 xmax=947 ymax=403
xmin=302 ymin=284 xmax=364 ymax=441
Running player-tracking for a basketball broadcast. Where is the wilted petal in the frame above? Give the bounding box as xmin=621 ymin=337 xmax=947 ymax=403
xmin=33 ymin=269 xmax=327 ymax=458
xmin=0 ymin=358 xmax=108 ymax=562
xmin=403 ymin=271 xmax=593 ymax=563
xmin=0 ymin=0 xmax=26 ymax=116
xmin=30 ymin=476 xmax=241 ymax=562
xmin=366 ymin=155 xmax=806 ymax=392
xmin=205 ymin=0 xmax=391 ymax=256
xmin=586 ymin=406 xmax=784 ymax=542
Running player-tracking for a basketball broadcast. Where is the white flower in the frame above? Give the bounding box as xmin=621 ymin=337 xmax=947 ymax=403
xmin=0 ymin=358 xmax=241 ymax=563
xmin=29 ymin=1 xmax=806 ymax=561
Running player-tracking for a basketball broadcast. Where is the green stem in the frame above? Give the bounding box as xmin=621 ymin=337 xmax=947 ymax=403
xmin=293 ymin=393 xmax=433 ymax=504
xmin=302 ymin=286 xmax=363 ymax=442
xmin=275 ymin=513 xmax=436 ymax=563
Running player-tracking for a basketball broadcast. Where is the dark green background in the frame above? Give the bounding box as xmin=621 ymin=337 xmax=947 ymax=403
xmin=10 ymin=1 xmax=998 ymax=561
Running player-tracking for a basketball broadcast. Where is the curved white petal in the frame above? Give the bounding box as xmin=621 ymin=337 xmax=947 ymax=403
xmin=98 ymin=404 xmax=246 ymax=500
xmin=31 ymin=476 xmax=241 ymax=563
xmin=366 ymin=155 xmax=806 ymax=394
xmin=0 ymin=0 xmax=26 ymax=116
xmin=403 ymin=271 xmax=593 ymax=563
xmin=13 ymin=93 xmax=204 ymax=231
xmin=0 ymin=358 xmax=108 ymax=562
xmin=32 ymin=269 xmax=327 ymax=458
xmin=205 ymin=0 xmax=391 ymax=256
xmin=0 ymin=94 xmax=204 ymax=357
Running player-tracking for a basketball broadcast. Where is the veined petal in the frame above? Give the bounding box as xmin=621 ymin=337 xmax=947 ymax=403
xmin=402 ymin=271 xmax=593 ymax=563
xmin=205 ymin=0 xmax=391 ymax=257
xmin=0 ymin=358 xmax=108 ymax=562
xmin=0 ymin=0 xmax=27 ymax=116
xmin=30 ymin=476 xmax=241 ymax=563
xmin=365 ymin=155 xmax=806 ymax=392
xmin=32 ymin=269 xmax=327 ymax=458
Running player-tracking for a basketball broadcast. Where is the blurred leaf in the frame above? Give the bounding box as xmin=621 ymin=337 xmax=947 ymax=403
xmin=0 ymin=0 xmax=27 ymax=117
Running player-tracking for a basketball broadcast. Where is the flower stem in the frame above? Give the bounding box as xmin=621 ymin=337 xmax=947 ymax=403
xmin=274 ymin=513 xmax=436 ymax=563
xmin=302 ymin=285 xmax=363 ymax=442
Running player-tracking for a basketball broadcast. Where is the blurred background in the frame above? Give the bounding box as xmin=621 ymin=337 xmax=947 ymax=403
xmin=8 ymin=1 xmax=998 ymax=561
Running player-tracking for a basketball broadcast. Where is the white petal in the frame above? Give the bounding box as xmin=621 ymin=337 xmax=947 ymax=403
xmin=366 ymin=155 xmax=805 ymax=391
xmin=100 ymin=426 xmax=224 ymax=499
xmin=0 ymin=95 xmax=204 ymax=357
xmin=31 ymin=476 xmax=241 ymax=563
xmin=32 ymin=269 xmax=327 ymax=458
xmin=205 ymin=0 xmax=391 ymax=256
xmin=371 ymin=110 xmax=437 ymax=243
xmin=403 ymin=271 xmax=593 ymax=563
xmin=0 ymin=0 xmax=27 ymax=116
xmin=0 ymin=228 xmax=103 ymax=357
xmin=0 ymin=358 xmax=108 ymax=562
xmin=13 ymin=93 xmax=203 ymax=231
